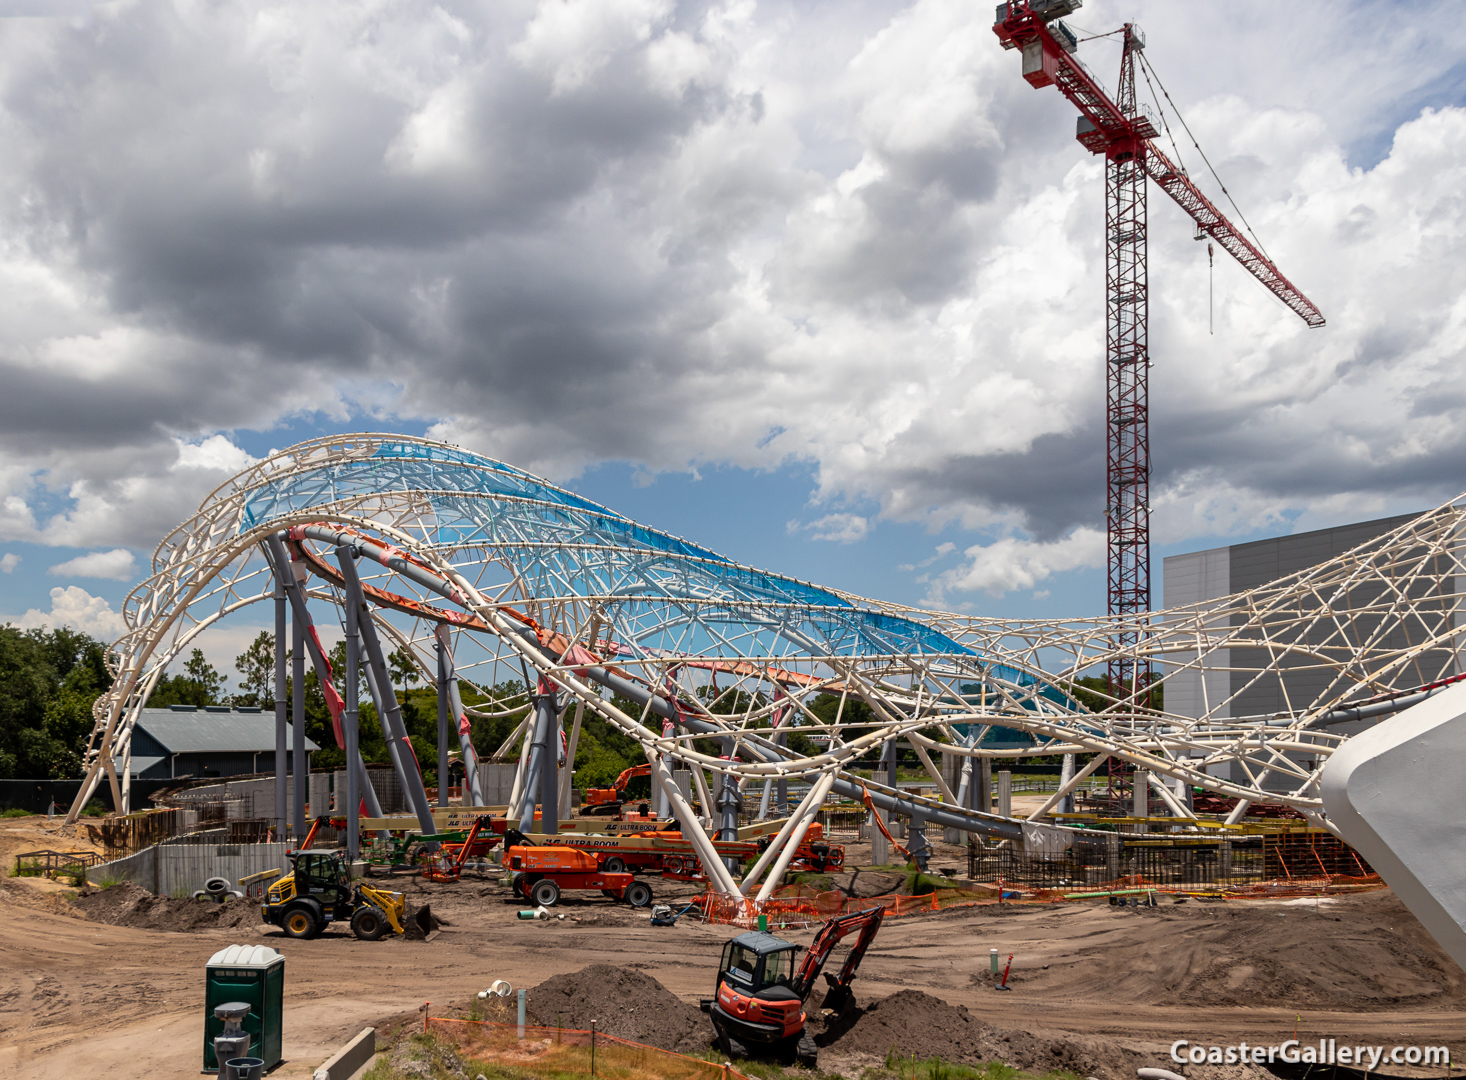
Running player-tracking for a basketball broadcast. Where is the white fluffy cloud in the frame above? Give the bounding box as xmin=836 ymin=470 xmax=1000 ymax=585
xmin=0 ymin=553 xmax=18 ymax=573
xmin=48 ymin=548 xmax=137 ymax=581
xmin=11 ymin=586 xmax=128 ymax=641
xmin=929 ymin=527 xmax=1106 ymax=601
xmin=787 ymin=513 xmax=871 ymax=544
xmin=0 ymin=2 xmax=1463 ymax=605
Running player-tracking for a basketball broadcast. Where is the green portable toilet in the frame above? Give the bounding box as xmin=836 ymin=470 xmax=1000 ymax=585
xmin=203 ymin=944 xmax=284 ymax=1072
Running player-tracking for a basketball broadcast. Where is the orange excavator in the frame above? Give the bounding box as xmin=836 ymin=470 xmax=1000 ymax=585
xmin=583 ymin=764 xmax=654 ymax=816
xmin=701 ymin=907 xmax=884 ymax=1067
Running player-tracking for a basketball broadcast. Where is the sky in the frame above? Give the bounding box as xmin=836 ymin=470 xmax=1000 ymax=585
xmin=2 ymin=0 xmax=1466 ymax=686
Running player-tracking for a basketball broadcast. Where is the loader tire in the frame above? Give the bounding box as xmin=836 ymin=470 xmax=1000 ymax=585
xmin=282 ymin=904 xmax=320 ymax=940
xmin=531 ymin=879 xmax=561 ymax=907
xmin=603 ymin=856 xmax=626 ymax=873
xmin=351 ymin=905 xmax=389 ymax=941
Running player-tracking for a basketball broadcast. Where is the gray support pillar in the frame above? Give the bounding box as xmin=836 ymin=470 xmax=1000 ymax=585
xmin=436 ymin=636 xmax=450 ymax=808
xmin=291 ymin=577 xmax=306 ymax=837
xmin=341 ymin=544 xmax=361 ymax=861
xmin=265 ymin=534 xmax=384 ymax=834
xmin=881 ymin=739 xmax=901 ymax=836
xmin=907 ymin=810 xmax=931 ymax=871
xmin=273 ymin=564 xmax=288 ymax=836
xmin=997 ymin=770 xmax=1012 ymax=819
xmin=1058 ymin=753 xmax=1076 ymax=815
xmin=1133 ymin=769 xmax=1149 ymax=834
xmin=519 ymin=684 xmax=558 ymax=833
xmin=337 ymin=550 xmax=436 ymax=834
xmin=717 ymin=739 xmax=742 ymax=872
xmin=538 ymin=694 xmax=560 ymax=835
xmin=434 ymin=624 xmax=483 ymax=805
xmin=977 ymin=757 xmax=992 ymax=814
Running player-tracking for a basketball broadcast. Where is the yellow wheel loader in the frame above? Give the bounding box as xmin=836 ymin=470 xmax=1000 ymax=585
xmin=262 ymin=849 xmax=433 ymax=940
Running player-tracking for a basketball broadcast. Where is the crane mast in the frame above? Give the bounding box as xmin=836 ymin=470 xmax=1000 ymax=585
xmin=992 ymin=2 xmax=1324 ymax=704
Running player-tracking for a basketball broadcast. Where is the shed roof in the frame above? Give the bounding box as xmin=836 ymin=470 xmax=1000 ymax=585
xmin=135 ymin=707 xmax=320 ymax=754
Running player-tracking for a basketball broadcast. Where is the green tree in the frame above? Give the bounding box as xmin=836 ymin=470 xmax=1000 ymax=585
xmin=0 ymin=626 xmax=113 ymax=779
xmin=233 ymin=631 xmax=275 ymax=708
xmin=146 ymin=647 xmax=225 ymax=708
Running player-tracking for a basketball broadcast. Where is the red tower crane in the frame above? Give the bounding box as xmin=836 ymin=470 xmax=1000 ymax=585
xmin=992 ymin=2 xmax=1324 ymax=702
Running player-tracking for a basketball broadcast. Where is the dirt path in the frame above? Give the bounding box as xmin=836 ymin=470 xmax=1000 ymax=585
xmin=3 ymin=866 xmax=1465 ymax=1080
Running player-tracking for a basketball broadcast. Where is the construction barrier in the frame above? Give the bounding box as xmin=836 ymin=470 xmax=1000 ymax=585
xmin=425 ymin=1015 xmax=751 ymax=1080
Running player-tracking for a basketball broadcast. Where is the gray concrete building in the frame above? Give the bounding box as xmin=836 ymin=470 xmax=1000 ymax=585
xmin=1163 ymin=511 xmax=1459 ymax=787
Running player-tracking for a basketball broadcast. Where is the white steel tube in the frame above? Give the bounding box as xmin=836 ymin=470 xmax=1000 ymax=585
xmin=754 ymin=771 xmax=836 ymax=903
xmin=645 ymin=750 xmax=741 ymax=895
xmin=560 ymin=700 xmax=584 ymax=817
xmin=740 ymin=776 xmax=830 ymax=894
xmin=1026 ymin=753 xmax=1108 ymax=821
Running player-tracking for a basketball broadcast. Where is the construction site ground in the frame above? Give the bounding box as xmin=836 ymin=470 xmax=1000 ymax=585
xmin=3 ymin=815 xmax=1464 ymax=1080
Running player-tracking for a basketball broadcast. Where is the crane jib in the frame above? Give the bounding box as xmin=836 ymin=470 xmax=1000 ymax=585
xmin=993 ymin=5 xmax=1324 ymax=330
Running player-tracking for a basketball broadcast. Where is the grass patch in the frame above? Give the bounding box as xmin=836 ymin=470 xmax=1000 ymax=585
xmin=1 ymin=807 xmax=32 ymax=818
xmin=869 ymin=1056 xmax=1081 ymax=1080
xmin=13 ymin=858 xmax=44 ymax=877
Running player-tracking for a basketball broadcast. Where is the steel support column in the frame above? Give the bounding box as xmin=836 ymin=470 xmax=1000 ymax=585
xmin=273 ymin=560 xmax=288 ymax=836
xmin=340 ymin=544 xmax=361 ymax=860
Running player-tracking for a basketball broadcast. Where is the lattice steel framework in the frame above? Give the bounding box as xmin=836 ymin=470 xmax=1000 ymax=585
xmin=1105 ymin=26 xmax=1150 ymax=700
xmin=67 ymin=436 xmax=1466 ymax=840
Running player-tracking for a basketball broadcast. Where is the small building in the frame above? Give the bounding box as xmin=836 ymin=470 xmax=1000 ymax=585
xmin=129 ymin=705 xmax=319 ymax=780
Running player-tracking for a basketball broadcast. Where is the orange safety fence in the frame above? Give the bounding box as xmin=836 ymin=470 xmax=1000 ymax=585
xmin=425 ymin=1015 xmax=751 ymax=1080
xmin=692 ymin=872 xmax=1385 ymax=927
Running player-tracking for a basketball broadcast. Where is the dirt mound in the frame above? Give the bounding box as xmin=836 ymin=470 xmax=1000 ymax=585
xmin=1012 ymin=891 xmax=1466 ymax=1011
xmin=818 ymin=989 xmax=986 ymax=1060
xmin=819 ymin=989 xmax=1146 ymax=1077
xmin=72 ymin=882 xmax=263 ymax=932
xmin=527 ymin=963 xmax=713 ymax=1054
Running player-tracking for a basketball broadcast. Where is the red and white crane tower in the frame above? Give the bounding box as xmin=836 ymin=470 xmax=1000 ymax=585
xmin=993 ymin=2 xmax=1324 ymax=703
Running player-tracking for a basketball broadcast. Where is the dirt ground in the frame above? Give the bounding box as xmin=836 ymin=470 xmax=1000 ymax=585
xmin=2 ymin=818 xmax=1464 ymax=1080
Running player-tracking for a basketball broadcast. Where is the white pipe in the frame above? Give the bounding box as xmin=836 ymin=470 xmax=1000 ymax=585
xmin=757 ymin=778 xmax=774 ymax=820
xmin=559 ymin=700 xmax=584 ymax=817
xmin=1148 ymin=771 xmax=1195 ymax=823
xmin=1026 ymin=754 xmax=1108 ymax=822
xmin=754 ymin=771 xmax=836 ymax=903
xmin=740 ymin=776 xmax=832 ymax=894
xmin=908 ymin=739 xmax=956 ymax=804
xmin=646 ymin=750 xmax=741 ymax=896
xmin=689 ymin=752 xmax=715 ymax=826
xmin=506 ymin=723 xmax=533 ymax=819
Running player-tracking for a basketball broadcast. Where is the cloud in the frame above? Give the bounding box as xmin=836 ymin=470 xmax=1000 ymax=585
xmin=787 ymin=512 xmax=871 ymax=544
xmin=0 ymin=0 xmax=1462 ymax=607
xmin=929 ymin=527 xmax=1105 ymax=600
xmin=48 ymin=548 xmax=137 ymax=581
xmin=0 ymin=553 xmax=18 ymax=573
xmin=10 ymin=586 xmax=127 ymax=641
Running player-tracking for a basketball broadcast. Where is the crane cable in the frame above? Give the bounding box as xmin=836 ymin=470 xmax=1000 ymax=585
xmin=1134 ymin=51 xmax=1275 ymax=264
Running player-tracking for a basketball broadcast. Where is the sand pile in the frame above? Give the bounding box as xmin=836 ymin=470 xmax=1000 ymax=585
xmin=527 ymin=964 xmax=714 ymax=1054
xmin=817 ymin=989 xmax=985 ymax=1059
xmin=72 ymin=882 xmax=262 ymax=931
xmin=1016 ymin=892 xmax=1465 ymax=1010
xmin=816 ymin=989 xmax=1146 ymax=1077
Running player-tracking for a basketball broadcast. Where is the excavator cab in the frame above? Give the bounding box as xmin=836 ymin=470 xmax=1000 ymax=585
xmin=704 ymin=907 xmax=882 ymax=1069
xmin=710 ymin=932 xmax=811 ymax=1064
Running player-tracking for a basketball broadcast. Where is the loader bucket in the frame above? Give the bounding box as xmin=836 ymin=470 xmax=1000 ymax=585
xmin=404 ymin=903 xmax=440 ymax=941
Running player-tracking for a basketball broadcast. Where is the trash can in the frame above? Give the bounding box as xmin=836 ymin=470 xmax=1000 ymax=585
xmin=203 ymin=944 xmax=284 ymax=1073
